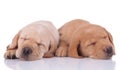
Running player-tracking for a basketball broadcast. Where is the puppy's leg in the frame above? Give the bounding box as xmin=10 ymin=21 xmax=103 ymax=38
xmin=4 ymin=31 xmax=21 ymax=59
xmin=4 ymin=45 xmax=17 ymax=59
xmin=55 ymin=40 xmax=68 ymax=57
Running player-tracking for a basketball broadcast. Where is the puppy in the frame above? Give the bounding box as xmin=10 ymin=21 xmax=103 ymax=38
xmin=4 ymin=21 xmax=59 ymax=61
xmin=56 ymin=19 xmax=115 ymax=59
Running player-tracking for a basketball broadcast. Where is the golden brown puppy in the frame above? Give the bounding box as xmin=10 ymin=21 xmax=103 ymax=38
xmin=4 ymin=21 xmax=59 ymax=61
xmin=56 ymin=19 xmax=115 ymax=59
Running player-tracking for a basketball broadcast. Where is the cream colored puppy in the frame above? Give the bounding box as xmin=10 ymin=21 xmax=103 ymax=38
xmin=4 ymin=21 xmax=59 ymax=61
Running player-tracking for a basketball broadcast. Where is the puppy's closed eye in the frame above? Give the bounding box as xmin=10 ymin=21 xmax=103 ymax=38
xmin=103 ymin=36 xmax=108 ymax=39
xmin=37 ymin=43 xmax=45 ymax=47
xmin=88 ymin=42 xmax=96 ymax=46
xmin=37 ymin=43 xmax=41 ymax=46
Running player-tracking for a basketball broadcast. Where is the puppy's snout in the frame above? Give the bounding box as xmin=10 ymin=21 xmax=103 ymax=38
xmin=104 ymin=46 xmax=113 ymax=56
xmin=22 ymin=47 xmax=32 ymax=56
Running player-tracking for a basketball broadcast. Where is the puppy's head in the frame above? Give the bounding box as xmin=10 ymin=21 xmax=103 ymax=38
xmin=77 ymin=25 xmax=115 ymax=59
xmin=16 ymin=39 xmax=46 ymax=61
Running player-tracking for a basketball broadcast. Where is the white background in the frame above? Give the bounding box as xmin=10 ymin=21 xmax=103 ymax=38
xmin=0 ymin=0 xmax=120 ymax=70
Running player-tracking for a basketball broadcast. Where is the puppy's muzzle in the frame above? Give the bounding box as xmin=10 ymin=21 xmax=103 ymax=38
xmin=103 ymin=46 xmax=113 ymax=57
xmin=22 ymin=47 xmax=32 ymax=56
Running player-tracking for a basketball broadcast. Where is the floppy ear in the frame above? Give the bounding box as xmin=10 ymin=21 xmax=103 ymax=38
xmin=77 ymin=43 xmax=83 ymax=56
xmin=68 ymin=33 xmax=83 ymax=58
xmin=7 ymin=31 xmax=21 ymax=50
xmin=43 ymin=44 xmax=54 ymax=58
xmin=44 ymin=39 xmax=57 ymax=58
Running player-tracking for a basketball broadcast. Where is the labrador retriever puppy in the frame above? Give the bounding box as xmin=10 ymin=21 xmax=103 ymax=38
xmin=4 ymin=21 xmax=59 ymax=61
xmin=56 ymin=19 xmax=115 ymax=59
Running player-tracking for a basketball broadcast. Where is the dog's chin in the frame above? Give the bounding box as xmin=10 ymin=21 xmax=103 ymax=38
xmin=89 ymin=55 xmax=112 ymax=60
xmin=16 ymin=53 xmax=44 ymax=61
xmin=19 ymin=55 xmax=43 ymax=61
xmin=19 ymin=57 xmax=40 ymax=61
xmin=78 ymin=51 xmax=111 ymax=59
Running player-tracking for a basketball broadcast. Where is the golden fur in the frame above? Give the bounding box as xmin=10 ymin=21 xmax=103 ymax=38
xmin=4 ymin=21 xmax=59 ymax=61
xmin=56 ymin=19 xmax=115 ymax=59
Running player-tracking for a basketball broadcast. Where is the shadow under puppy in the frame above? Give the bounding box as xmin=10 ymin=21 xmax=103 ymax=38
xmin=4 ymin=21 xmax=59 ymax=61
xmin=56 ymin=19 xmax=115 ymax=59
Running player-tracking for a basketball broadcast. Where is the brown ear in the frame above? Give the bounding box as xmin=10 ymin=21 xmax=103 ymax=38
xmin=7 ymin=31 xmax=21 ymax=50
xmin=68 ymin=32 xmax=82 ymax=58
xmin=77 ymin=43 xmax=83 ymax=56
xmin=68 ymin=40 xmax=80 ymax=58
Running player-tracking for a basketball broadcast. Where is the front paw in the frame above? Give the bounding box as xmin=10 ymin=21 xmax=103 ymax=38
xmin=4 ymin=50 xmax=17 ymax=59
xmin=55 ymin=47 xmax=67 ymax=57
xmin=43 ymin=52 xmax=54 ymax=58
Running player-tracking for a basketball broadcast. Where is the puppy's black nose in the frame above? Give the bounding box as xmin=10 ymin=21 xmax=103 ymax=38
xmin=22 ymin=47 xmax=32 ymax=56
xmin=104 ymin=46 xmax=113 ymax=56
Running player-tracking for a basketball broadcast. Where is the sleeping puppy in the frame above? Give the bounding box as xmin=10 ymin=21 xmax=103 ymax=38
xmin=4 ymin=21 xmax=59 ymax=61
xmin=56 ymin=19 xmax=115 ymax=59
